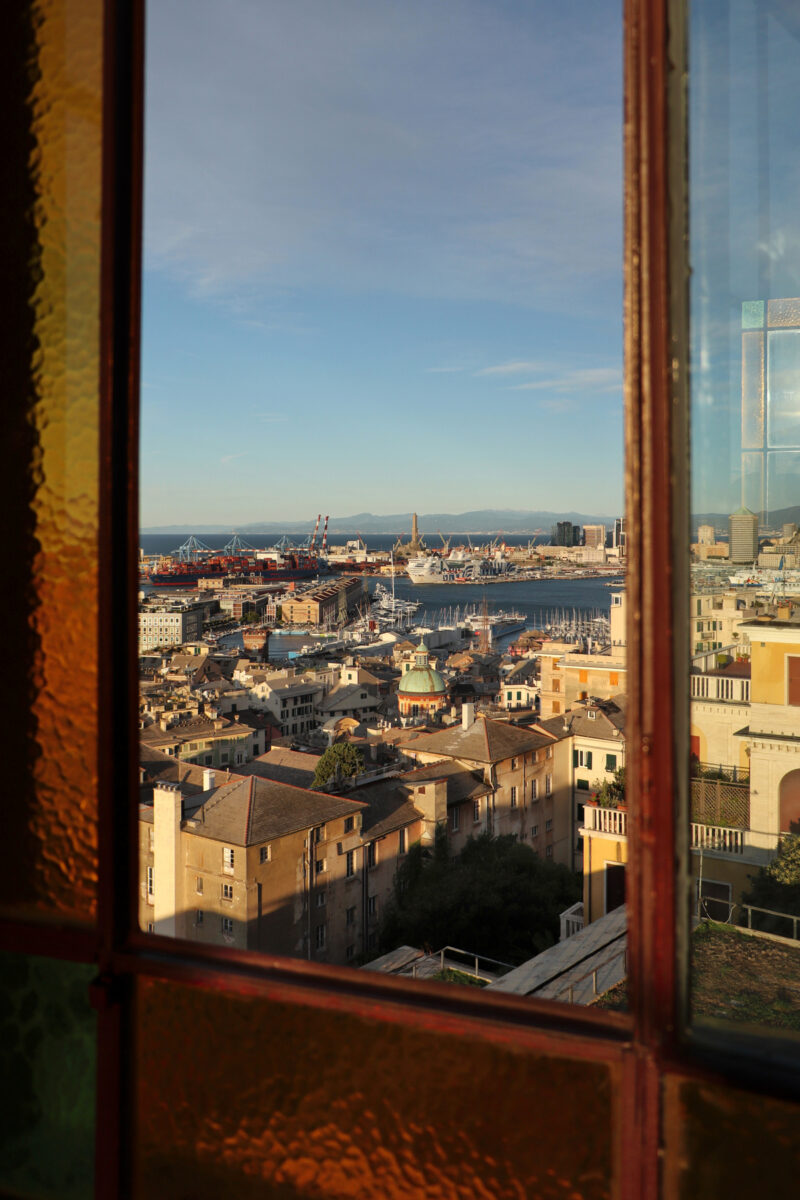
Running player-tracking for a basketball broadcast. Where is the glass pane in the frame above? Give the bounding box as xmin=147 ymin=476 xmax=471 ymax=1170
xmin=0 ymin=0 xmax=103 ymax=924
xmin=138 ymin=0 xmax=628 ymax=1012
xmin=689 ymin=0 xmax=800 ymax=1040
xmin=664 ymin=1077 xmax=800 ymax=1197
xmin=134 ymin=975 xmax=614 ymax=1198
xmin=0 ymin=952 xmax=96 ymax=1199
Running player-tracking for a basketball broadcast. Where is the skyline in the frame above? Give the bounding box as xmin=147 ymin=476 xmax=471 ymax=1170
xmin=140 ymin=1 xmax=625 ymax=526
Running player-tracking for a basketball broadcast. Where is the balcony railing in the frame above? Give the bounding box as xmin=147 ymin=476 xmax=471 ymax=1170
xmin=583 ymin=805 xmax=628 ymax=837
xmin=559 ymin=901 xmax=585 ymax=940
xmin=690 ymin=823 xmax=745 ymax=855
xmin=692 ymin=761 xmax=749 ymax=784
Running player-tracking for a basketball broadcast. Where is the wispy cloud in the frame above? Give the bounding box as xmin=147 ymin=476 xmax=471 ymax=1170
xmin=220 ymin=452 xmax=247 ymax=465
xmin=252 ymin=412 xmax=289 ymax=424
xmin=144 ymin=1 xmax=622 ymax=313
xmin=510 ymin=367 xmax=621 ymax=393
xmin=475 ymin=360 xmax=550 ymax=377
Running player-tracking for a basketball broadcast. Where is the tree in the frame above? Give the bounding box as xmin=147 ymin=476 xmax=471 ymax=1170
xmin=378 ymin=828 xmax=581 ymax=966
xmin=311 ymin=743 xmax=364 ymax=790
xmin=742 ymin=835 xmax=800 ymax=926
xmin=594 ymin=765 xmax=626 ymax=808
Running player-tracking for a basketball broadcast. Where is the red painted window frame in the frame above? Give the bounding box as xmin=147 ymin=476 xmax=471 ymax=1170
xmin=2 ymin=2 xmax=800 ymax=1197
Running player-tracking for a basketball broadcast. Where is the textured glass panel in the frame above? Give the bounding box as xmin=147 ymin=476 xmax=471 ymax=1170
xmin=0 ymin=0 xmax=104 ymax=922
xmin=742 ymin=299 xmax=765 ymax=329
xmin=767 ymin=297 xmax=800 ymax=328
xmin=135 ymin=977 xmax=615 ymax=1198
xmin=767 ymin=330 xmax=800 ymax=447
xmin=766 ymin=450 xmax=800 ymax=515
xmin=741 ymin=331 xmax=764 ymax=449
xmin=740 ymin=451 xmax=764 ymax=516
xmin=0 ymin=952 xmax=96 ymax=1199
xmin=664 ymin=1076 xmax=800 ymax=1199
xmin=689 ymin=0 xmax=800 ymax=1048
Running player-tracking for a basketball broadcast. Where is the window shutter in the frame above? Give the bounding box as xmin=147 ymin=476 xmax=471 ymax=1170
xmin=789 ymin=656 xmax=800 ymax=706
xmin=586 ymin=751 xmax=593 ymax=769
xmin=573 ymin=749 xmax=578 ymax=768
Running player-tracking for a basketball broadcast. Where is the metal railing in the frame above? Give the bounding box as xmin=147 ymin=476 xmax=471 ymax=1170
xmin=691 ymin=761 xmax=749 ymax=784
xmin=741 ymin=904 xmax=800 ymax=941
xmin=411 ymin=945 xmax=514 ymax=982
xmin=554 ymin=946 xmax=628 ymax=1005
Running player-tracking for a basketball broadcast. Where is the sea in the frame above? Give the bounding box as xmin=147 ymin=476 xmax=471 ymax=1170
xmin=139 ymin=532 xmax=622 ymax=660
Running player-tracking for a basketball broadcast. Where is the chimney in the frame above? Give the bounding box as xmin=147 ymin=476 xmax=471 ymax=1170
xmin=203 ymin=768 xmax=216 ymax=791
xmin=153 ymin=782 xmax=182 ymax=938
xmin=410 ymin=778 xmax=447 ymax=837
xmin=462 ymin=702 xmax=475 ymax=730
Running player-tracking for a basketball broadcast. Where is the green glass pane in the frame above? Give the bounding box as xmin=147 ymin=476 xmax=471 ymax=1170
xmin=0 ymin=952 xmax=96 ymax=1200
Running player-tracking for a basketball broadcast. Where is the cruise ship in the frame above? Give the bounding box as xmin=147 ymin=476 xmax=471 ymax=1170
xmin=406 ymin=547 xmax=516 ymax=585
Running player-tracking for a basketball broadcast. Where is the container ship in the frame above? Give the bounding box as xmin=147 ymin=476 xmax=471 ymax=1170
xmin=148 ymin=551 xmax=320 ymax=588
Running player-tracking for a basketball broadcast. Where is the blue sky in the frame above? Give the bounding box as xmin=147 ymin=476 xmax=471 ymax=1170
xmin=140 ymin=0 xmax=624 ymax=527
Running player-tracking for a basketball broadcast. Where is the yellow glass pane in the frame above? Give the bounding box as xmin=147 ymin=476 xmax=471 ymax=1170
xmin=135 ymin=976 xmax=615 ymax=1198
xmin=0 ymin=0 xmax=103 ymax=923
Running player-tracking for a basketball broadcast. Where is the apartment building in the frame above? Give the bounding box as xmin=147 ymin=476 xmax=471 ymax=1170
xmin=691 ymin=589 xmax=763 ymax=654
xmin=140 ymin=776 xmax=367 ymax=961
xmin=539 ymin=642 xmax=626 ymax=718
xmin=399 ymin=709 xmax=573 ymax=867
xmin=138 ymin=600 xmax=205 ymax=653
xmin=536 ymin=698 xmax=626 ymax=873
xmin=140 ymin=712 xmax=260 ymax=767
xmin=581 ymin=617 xmax=800 ymax=928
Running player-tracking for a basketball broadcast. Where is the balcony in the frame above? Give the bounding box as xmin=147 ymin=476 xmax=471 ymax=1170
xmin=559 ymin=901 xmax=585 ymax=940
xmin=690 ymin=823 xmax=745 ymax=855
xmin=690 ymin=762 xmax=749 ymax=831
xmin=583 ymin=804 xmax=628 ymax=838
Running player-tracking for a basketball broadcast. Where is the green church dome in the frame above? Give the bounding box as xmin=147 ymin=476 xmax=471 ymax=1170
xmin=398 ymin=666 xmax=446 ymax=696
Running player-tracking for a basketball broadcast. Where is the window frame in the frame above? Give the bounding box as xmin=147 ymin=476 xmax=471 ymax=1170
xmin=3 ymin=3 xmax=800 ymax=1198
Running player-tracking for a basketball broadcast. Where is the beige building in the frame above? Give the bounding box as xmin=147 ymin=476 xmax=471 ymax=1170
xmin=281 ymin=577 xmax=363 ymax=626
xmin=583 ymin=524 xmax=606 ymax=550
xmin=399 ymin=711 xmax=573 ymax=867
xmin=537 ymin=699 xmax=626 ymax=873
xmin=729 ymin=507 xmax=759 ymax=563
xmin=140 ymin=711 xmax=261 ymax=767
xmin=539 ymin=642 xmax=626 ymax=718
xmin=580 ymin=615 xmax=800 ymax=930
xmin=140 ymin=775 xmax=368 ymax=961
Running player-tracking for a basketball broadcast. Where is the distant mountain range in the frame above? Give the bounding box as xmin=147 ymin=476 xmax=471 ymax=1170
xmin=140 ymin=509 xmax=621 ymax=536
xmin=692 ymin=505 xmax=800 ymax=532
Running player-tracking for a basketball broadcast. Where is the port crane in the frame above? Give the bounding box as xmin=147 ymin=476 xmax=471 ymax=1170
xmin=172 ymin=534 xmax=214 ymax=562
xmin=222 ymin=532 xmax=256 ymax=554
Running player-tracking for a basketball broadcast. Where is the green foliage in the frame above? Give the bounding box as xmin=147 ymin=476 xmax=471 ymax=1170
xmin=311 ymin=742 xmax=364 ymax=790
xmin=594 ymin=765 xmax=626 ymax=808
xmin=378 ymin=828 xmax=582 ymax=966
xmin=743 ymin=834 xmax=800 ymax=922
xmin=432 ymin=968 xmax=488 ymax=988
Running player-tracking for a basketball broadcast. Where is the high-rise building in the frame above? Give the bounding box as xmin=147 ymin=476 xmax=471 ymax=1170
xmin=613 ymin=516 xmax=627 ymax=557
xmin=697 ymin=524 xmax=715 ymax=545
xmin=729 ymin=507 xmax=759 ymax=563
xmin=583 ymin=524 xmax=606 ymax=550
xmin=551 ymin=521 xmax=581 ymax=547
